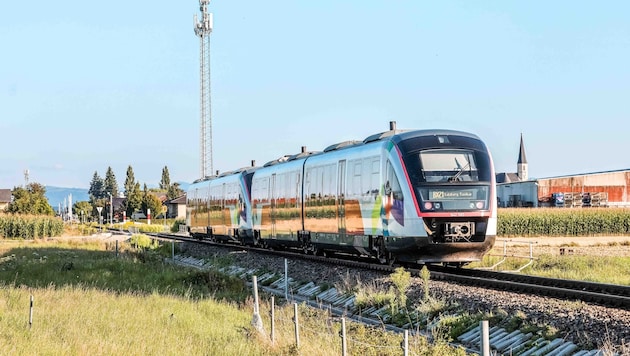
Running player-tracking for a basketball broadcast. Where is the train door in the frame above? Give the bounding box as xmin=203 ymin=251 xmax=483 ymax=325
xmin=337 ymin=160 xmax=347 ymax=238
xmin=271 ymin=173 xmax=277 ymax=237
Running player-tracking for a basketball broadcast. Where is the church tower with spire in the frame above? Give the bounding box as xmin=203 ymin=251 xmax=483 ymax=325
xmin=517 ymin=133 xmax=528 ymax=181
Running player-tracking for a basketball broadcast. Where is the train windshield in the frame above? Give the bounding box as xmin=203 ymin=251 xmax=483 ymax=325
xmin=419 ymin=150 xmax=479 ymax=183
xmin=401 ymin=145 xmax=492 ymax=212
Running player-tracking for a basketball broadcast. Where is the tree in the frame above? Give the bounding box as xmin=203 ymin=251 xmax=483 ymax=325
xmin=88 ymin=171 xmax=105 ymax=201
xmin=73 ymin=201 xmax=93 ymax=222
xmin=160 ymin=166 xmax=171 ymax=190
xmin=122 ymin=166 xmax=141 ymax=217
xmin=104 ymin=167 xmax=118 ymax=198
xmin=167 ymin=182 xmax=185 ymax=200
xmin=7 ymin=183 xmax=54 ymax=215
xmin=142 ymin=184 xmax=163 ymax=219
xmin=123 ymin=165 xmax=136 ymax=196
xmin=125 ymin=182 xmax=142 ymax=218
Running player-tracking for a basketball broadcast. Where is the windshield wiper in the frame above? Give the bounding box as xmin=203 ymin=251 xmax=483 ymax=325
xmin=449 ymin=161 xmax=470 ymax=182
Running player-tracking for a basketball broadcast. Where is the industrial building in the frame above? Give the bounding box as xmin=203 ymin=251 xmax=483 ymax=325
xmin=496 ymin=135 xmax=630 ymax=208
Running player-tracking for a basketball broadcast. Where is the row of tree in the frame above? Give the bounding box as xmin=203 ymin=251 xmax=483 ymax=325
xmin=86 ymin=165 xmax=184 ymax=221
xmin=4 ymin=166 xmax=185 ymax=223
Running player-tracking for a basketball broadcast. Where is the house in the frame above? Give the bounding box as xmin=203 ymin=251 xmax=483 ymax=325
xmin=0 ymin=189 xmax=11 ymax=211
xmin=165 ymin=194 xmax=186 ymax=220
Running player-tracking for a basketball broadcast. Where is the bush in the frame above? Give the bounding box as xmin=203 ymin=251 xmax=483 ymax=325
xmin=171 ymin=219 xmax=186 ymax=233
xmin=137 ymin=224 xmax=165 ymax=233
xmin=130 ymin=234 xmax=159 ymax=249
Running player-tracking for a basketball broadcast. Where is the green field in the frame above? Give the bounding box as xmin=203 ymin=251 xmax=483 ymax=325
xmin=0 ymin=239 xmax=464 ymax=356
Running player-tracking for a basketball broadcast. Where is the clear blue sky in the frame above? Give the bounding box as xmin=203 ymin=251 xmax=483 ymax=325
xmin=2 ymin=1 xmax=629 ymax=189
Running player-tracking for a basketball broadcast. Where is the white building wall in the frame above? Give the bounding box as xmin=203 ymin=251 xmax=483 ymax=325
xmin=497 ymin=181 xmax=539 ymax=207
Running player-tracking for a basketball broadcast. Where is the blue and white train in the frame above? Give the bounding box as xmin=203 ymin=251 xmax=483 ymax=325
xmin=187 ymin=122 xmax=497 ymax=266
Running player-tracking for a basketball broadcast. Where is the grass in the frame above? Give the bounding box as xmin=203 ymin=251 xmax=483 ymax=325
xmin=469 ymin=252 xmax=630 ymax=285
xmin=0 ymin=286 xmax=260 ymax=355
xmin=0 ymin=239 xmax=466 ymax=355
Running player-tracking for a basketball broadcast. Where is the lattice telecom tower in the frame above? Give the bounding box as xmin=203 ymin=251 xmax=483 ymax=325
xmin=194 ymin=0 xmax=214 ymax=178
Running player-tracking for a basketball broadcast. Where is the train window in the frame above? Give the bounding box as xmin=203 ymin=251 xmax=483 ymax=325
xmin=362 ymin=157 xmax=380 ymax=197
xmin=419 ymin=150 xmax=479 ymax=182
xmin=385 ymin=160 xmax=403 ymax=201
xmin=348 ymin=160 xmax=362 ymax=197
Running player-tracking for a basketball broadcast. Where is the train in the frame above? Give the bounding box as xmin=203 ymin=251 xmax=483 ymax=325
xmin=186 ymin=122 xmax=497 ymax=266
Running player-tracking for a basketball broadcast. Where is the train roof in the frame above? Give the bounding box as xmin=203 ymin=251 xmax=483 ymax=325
xmin=322 ymin=128 xmax=481 ymax=153
xmin=393 ymin=129 xmax=481 ymax=142
xmin=191 ymin=166 xmax=257 ymax=184
xmin=323 ymin=140 xmax=363 ymax=152
xmin=257 ymin=125 xmax=483 ymax=170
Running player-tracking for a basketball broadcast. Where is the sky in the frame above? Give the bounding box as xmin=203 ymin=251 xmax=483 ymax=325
xmin=2 ymin=1 xmax=629 ymax=189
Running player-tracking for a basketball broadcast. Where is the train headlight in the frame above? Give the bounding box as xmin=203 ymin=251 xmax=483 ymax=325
xmin=423 ymin=202 xmax=442 ymax=211
xmin=475 ymin=201 xmax=484 ymax=209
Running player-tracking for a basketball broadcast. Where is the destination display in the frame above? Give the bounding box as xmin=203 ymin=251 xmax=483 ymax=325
xmin=429 ymin=189 xmax=475 ymax=200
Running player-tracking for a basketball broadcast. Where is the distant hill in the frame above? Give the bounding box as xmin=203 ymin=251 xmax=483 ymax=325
xmin=45 ymin=186 xmax=89 ymax=209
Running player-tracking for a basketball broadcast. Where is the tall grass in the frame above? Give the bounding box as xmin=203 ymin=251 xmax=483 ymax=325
xmin=0 ymin=240 xmax=466 ymax=355
xmin=0 ymin=213 xmax=64 ymax=239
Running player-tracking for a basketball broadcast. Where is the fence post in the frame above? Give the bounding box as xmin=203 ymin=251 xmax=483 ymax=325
xmin=252 ymin=276 xmax=264 ymax=334
xmin=284 ymin=258 xmax=288 ymax=301
xmin=341 ymin=317 xmax=347 ymax=356
xmin=293 ymin=303 xmax=300 ymax=349
xmin=270 ymin=296 xmax=275 ymax=345
xmin=29 ymin=295 xmax=34 ymax=329
xmin=480 ymin=320 xmax=490 ymax=356
xmin=116 ymin=240 xmax=119 ymax=258
xmin=171 ymin=239 xmax=175 ymax=260
xmin=403 ymin=329 xmax=409 ymax=356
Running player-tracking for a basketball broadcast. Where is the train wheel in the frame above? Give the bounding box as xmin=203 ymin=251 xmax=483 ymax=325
xmin=378 ymin=248 xmax=396 ymax=266
xmin=377 ymin=241 xmax=394 ymax=265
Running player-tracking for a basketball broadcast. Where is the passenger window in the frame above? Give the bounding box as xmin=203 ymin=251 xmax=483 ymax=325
xmin=386 ymin=160 xmax=403 ymax=201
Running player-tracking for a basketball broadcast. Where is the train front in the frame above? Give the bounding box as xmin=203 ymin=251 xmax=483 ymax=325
xmin=391 ymin=130 xmax=497 ymax=265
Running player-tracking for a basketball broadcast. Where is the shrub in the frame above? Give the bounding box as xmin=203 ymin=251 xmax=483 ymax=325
xmin=171 ymin=218 xmax=186 ymax=233
xmin=130 ymin=234 xmax=159 ymax=249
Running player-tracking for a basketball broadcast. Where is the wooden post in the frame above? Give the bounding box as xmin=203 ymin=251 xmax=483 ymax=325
xmin=252 ymin=276 xmax=264 ymax=334
xmin=270 ymin=296 xmax=275 ymax=345
xmin=29 ymin=295 xmax=34 ymax=329
xmin=480 ymin=320 xmax=490 ymax=356
xmin=284 ymin=258 xmax=288 ymax=300
xmin=341 ymin=317 xmax=347 ymax=356
xmin=115 ymin=240 xmax=119 ymax=258
xmin=402 ymin=329 xmax=409 ymax=356
xmin=171 ymin=240 xmax=175 ymax=259
xmin=293 ymin=303 xmax=300 ymax=349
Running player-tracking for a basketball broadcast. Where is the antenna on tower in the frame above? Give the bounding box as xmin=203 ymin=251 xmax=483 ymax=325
xmin=194 ymin=0 xmax=214 ymax=178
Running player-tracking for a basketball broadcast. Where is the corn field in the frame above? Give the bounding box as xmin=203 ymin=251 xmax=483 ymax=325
xmin=498 ymin=208 xmax=630 ymax=237
xmin=0 ymin=214 xmax=64 ymax=239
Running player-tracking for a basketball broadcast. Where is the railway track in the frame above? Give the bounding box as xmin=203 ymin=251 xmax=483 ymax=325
xmin=147 ymin=231 xmax=630 ymax=310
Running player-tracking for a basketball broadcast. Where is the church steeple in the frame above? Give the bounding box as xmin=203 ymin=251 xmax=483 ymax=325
xmin=517 ymin=133 xmax=528 ymax=181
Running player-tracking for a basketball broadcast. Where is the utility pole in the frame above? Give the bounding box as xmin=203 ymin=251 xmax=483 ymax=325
xmin=194 ymin=0 xmax=214 ymax=178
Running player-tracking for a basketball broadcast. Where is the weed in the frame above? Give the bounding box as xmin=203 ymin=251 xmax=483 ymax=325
xmin=419 ymin=265 xmax=431 ymax=301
